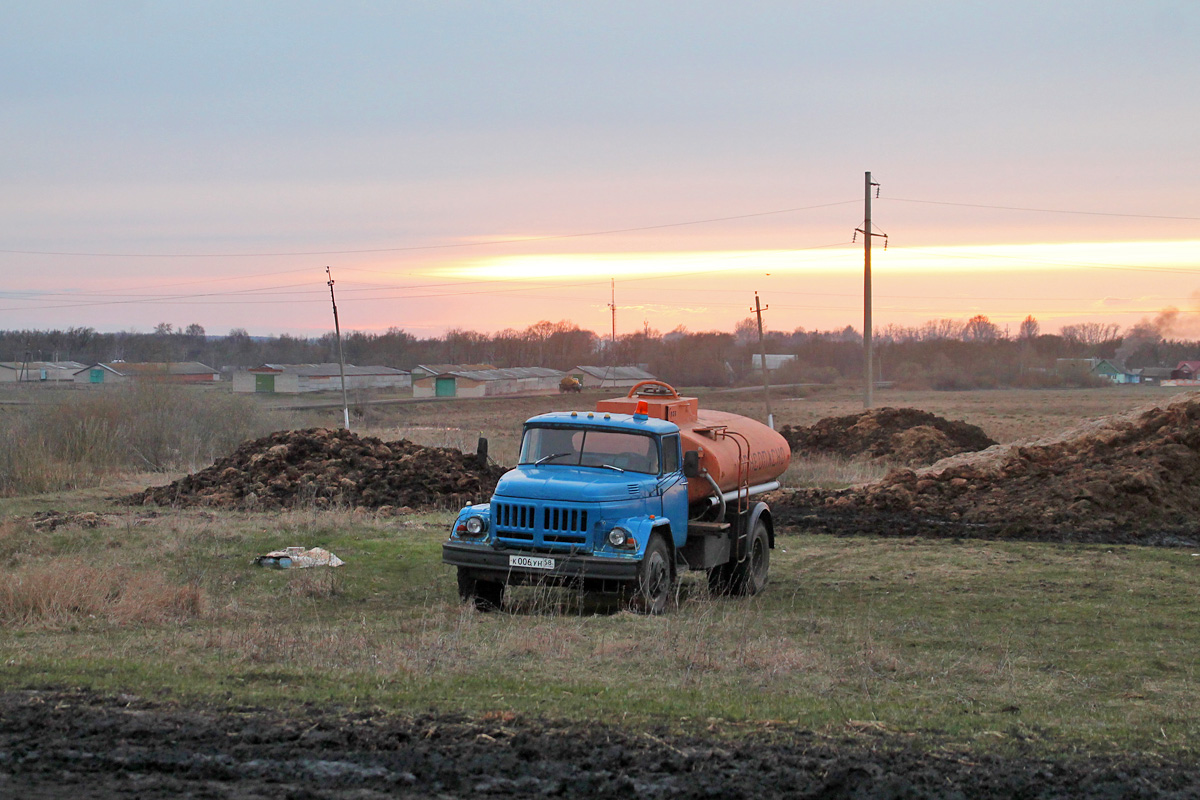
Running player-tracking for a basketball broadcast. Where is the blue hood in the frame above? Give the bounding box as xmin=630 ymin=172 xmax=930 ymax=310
xmin=495 ymin=466 xmax=649 ymax=502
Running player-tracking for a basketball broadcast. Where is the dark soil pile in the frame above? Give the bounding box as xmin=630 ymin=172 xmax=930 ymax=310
xmin=781 ymin=407 xmax=996 ymax=466
xmin=4 ymin=690 xmax=1197 ymax=799
xmin=774 ymin=393 xmax=1200 ymax=545
xmin=128 ymin=427 xmax=506 ymax=512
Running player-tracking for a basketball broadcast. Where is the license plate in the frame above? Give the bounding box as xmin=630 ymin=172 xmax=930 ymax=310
xmin=509 ymin=555 xmax=555 ymax=570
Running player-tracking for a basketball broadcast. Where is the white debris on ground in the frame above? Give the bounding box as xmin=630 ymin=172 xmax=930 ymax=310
xmin=255 ymin=546 xmax=345 ymax=569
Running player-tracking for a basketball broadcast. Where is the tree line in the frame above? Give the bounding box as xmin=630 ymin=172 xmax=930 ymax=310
xmin=2 ymin=314 xmax=1196 ymax=390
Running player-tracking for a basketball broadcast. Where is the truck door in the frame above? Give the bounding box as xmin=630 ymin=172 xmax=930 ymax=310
xmin=658 ymin=434 xmax=688 ymax=547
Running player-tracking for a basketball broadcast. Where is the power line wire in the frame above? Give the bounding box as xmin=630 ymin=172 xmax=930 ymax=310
xmin=0 ymin=240 xmax=855 ymax=312
xmin=886 ymin=197 xmax=1200 ymax=222
xmin=0 ymin=200 xmax=860 ymax=258
xmin=896 ymin=245 xmax=1200 ymax=276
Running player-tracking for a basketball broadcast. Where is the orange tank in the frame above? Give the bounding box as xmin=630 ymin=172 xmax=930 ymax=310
xmin=594 ymin=381 xmax=791 ymax=503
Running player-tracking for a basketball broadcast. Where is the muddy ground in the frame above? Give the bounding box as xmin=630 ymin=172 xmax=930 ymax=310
xmin=2 ymin=690 xmax=1196 ymax=799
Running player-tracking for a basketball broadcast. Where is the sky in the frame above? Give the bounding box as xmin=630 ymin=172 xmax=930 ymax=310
xmin=2 ymin=1 xmax=1199 ymax=341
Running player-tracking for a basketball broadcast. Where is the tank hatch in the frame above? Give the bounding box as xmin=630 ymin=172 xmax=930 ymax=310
xmin=594 ymin=381 xmax=698 ymax=424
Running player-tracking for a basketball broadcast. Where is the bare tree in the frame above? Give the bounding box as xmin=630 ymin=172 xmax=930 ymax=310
xmin=962 ymin=315 xmax=1001 ymax=342
xmin=1018 ymin=315 xmax=1040 ymax=340
xmin=734 ymin=317 xmax=758 ymax=345
xmin=1060 ymin=322 xmax=1121 ymax=347
xmin=919 ymin=318 xmax=965 ymax=341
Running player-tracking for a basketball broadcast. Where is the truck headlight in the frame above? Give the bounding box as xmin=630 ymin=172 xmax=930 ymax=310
xmin=458 ymin=515 xmax=488 ymax=537
xmin=607 ymin=526 xmax=632 ymax=547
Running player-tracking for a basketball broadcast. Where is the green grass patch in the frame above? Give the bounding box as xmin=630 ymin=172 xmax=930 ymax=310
xmin=1 ymin=498 xmax=1198 ymax=754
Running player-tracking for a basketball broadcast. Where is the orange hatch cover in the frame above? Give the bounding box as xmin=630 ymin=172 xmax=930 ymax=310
xmin=593 ymin=380 xmax=698 ymax=425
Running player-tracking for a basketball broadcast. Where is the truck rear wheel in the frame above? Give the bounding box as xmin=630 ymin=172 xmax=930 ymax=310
xmin=729 ymin=519 xmax=770 ymax=596
xmin=457 ymin=568 xmax=505 ymax=612
xmin=628 ymin=534 xmax=673 ymax=614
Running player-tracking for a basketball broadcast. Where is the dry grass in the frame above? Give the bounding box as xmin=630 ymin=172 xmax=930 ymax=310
xmin=0 ymin=382 xmax=294 ymax=496
xmin=0 ymin=517 xmax=51 ymax=564
xmin=780 ymin=453 xmax=892 ymax=489
xmin=284 ymin=568 xmax=344 ymax=600
xmin=0 ymin=559 xmax=206 ymax=628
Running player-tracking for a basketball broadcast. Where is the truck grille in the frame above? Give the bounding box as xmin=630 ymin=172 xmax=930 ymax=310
xmin=494 ymin=501 xmax=589 ymax=548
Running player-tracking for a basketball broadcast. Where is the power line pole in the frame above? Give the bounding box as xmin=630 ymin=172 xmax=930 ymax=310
xmin=753 ymin=292 xmax=774 ymax=429
xmin=326 ymin=266 xmax=351 ymax=430
xmin=855 ymin=172 xmax=883 ymax=409
xmin=608 ymin=278 xmax=616 ymax=360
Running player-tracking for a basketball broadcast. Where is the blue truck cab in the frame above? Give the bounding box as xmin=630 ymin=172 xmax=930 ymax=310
xmin=442 ymin=394 xmax=776 ymax=613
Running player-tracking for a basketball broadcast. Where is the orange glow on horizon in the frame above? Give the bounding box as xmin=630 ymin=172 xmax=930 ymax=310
xmin=434 ymin=239 xmax=1200 ymax=283
xmin=316 ymin=238 xmax=1194 ymax=339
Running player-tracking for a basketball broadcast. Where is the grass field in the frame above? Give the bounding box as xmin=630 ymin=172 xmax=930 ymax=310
xmin=1 ymin=384 xmax=1197 ymax=756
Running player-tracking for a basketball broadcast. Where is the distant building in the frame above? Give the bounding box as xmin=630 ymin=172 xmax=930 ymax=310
xmin=1163 ymin=361 xmax=1200 ymax=386
xmin=412 ymin=367 xmax=564 ymax=398
xmin=232 ymin=364 xmax=410 ymax=394
xmin=0 ymin=361 xmax=86 ymax=384
xmin=1136 ymin=367 xmax=1175 ymax=385
xmin=1054 ymin=357 xmax=1139 ymax=384
xmin=570 ymin=365 xmax=657 ymax=389
xmin=410 ymin=364 xmax=496 ymax=381
xmin=1171 ymin=361 xmax=1200 ymax=380
xmin=1090 ymin=359 xmax=1138 ymax=384
xmin=750 ymin=354 xmax=798 ymax=371
xmin=73 ymin=362 xmax=219 ymax=385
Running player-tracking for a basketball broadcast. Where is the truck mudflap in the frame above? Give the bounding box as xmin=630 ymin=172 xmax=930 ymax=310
xmin=443 ymin=541 xmax=640 ymax=586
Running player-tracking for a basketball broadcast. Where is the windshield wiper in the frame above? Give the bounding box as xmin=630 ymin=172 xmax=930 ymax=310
xmin=598 ymin=463 xmax=626 ymax=472
xmin=534 ymin=452 xmax=572 ymax=466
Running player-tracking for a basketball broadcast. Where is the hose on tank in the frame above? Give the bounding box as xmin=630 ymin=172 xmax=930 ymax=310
xmin=704 ymin=470 xmax=725 ymax=522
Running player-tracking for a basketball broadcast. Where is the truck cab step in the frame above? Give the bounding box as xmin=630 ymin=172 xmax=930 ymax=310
xmin=687 ymin=521 xmax=731 ymax=536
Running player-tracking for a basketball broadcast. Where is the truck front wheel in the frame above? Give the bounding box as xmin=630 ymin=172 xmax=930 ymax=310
xmin=629 ymin=534 xmax=673 ymax=614
xmin=457 ymin=569 xmax=505 ymax=612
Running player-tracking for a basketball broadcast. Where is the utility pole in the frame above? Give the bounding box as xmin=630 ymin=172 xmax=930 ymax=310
xmin=609 ymin=279 xmax=616 ymax=351
xmin=326 ymin=266 xmax=351 ymax=430
xmin=753 ymin=292 xmax=774 ymax=429
xmin=855 ymin=172 xmax=883 ymax=409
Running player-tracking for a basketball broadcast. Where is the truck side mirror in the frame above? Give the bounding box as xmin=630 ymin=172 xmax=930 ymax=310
xmin=683 ymin=450 xmax=701 ymax=478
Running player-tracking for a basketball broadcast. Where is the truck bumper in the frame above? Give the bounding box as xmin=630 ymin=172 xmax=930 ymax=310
xmin=443 ymin=541 xmax=640 ymax=586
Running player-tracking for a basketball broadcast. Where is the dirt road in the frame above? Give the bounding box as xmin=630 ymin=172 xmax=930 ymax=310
xmin=2 ymin=690 xmax=1196 ymax=799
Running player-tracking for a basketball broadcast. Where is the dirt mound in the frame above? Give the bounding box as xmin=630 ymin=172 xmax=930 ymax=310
xmin=128 ymin=427 xmax=506 ymax=512
xmin=775 ymin=393 xmax=1200 ymax=545
xmin=781 ymin=407 xmax=996 ymax=466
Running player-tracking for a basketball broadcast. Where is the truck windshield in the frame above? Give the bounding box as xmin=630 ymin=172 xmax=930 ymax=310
xmin=519 ymin=426 xmax=660 ymax=474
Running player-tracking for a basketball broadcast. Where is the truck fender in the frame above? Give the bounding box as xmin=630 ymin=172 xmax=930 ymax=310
xmin=614 ymin=517 xmax=675 ymax=562
xmin=746 ymin=501 xmax=774 ymax=550
xmin=649 ymin=517 xmax=680 ymax=558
